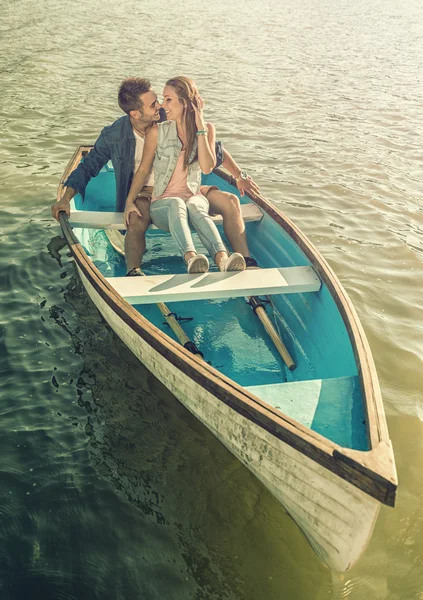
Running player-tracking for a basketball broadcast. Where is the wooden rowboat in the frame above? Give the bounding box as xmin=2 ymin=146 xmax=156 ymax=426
xmin=57 ymin=145 xmax=397 ymax=571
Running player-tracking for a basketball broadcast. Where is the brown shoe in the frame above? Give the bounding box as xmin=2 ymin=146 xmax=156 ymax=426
xmin=125 ymin=267 xmax=144 ymax=277
xmin=244 ymin=257 xmax=260 ymax=269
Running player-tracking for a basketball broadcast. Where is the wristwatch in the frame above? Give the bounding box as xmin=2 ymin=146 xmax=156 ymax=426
xmin=235 ymin=169 xmax=248 ymax=181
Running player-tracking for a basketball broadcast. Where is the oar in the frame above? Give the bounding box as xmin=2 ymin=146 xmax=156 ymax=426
xmin=247 ymin=294 xmax=296 ymax=371
xmin=155 ymin=302 xmax=204 ymax=357
xmin=237 ymin=186 xmax=295 ymax=369
xmin=105 ymin=230 xmax=204 ymax=359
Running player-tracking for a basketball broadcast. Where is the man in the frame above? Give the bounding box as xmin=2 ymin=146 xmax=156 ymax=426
xmin=52 ymin=77 xmax=260 ymax=274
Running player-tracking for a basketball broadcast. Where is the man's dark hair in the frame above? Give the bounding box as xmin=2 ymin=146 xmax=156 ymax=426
xmin=118 ymin=77 xmax=151 ymax=114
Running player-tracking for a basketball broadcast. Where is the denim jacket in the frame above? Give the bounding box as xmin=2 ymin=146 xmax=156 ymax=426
xmin=64 ymin=111 xmax=224 ymax=212
xmin=154 ymin=120 xmax=201 ymax=198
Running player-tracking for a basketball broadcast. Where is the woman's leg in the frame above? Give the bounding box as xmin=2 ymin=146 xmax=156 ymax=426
xmin=150 ymin=197 xmax=196 ymax=260
xmin=150 ymin=197 xmax=209 ymax=272
xmin=186 ymin=195 xmax=246 ymax=271
xmin=204 ymin=188 xmax=251 ymax=258
xmin=185 ymin=195 xmax=227 ymax=261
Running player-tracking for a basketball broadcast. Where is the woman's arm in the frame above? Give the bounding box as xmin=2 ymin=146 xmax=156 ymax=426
xmin=192 ymin=97 xmax=216 ymax=174
xmin=124 ymin=125 xmax=158 ymax=226
xmin=197 ymin=122 xmax=216 ymax=174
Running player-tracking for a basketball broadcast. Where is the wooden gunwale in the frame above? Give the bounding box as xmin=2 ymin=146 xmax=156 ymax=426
xmin=56 ymin=146 xmax=397 ymax=507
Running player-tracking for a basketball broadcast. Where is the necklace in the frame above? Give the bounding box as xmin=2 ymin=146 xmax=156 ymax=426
xmin=132 ymin=126 xmax=146 ymax=138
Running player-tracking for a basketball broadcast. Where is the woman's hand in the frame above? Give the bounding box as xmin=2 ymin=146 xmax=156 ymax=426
xmin=124 ymin=200 xmax=142 ymax=228
xmin=192 ymin=96 xmax=207 ymax=130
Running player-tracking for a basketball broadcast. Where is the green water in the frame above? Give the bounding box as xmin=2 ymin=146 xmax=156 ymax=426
xmin=1 ymin=0 xmax=423 ymax=598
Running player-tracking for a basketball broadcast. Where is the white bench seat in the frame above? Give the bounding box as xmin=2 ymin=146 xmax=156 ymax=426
xmin=106 ymin=266 xmax=321 ymax=305
xmin=69 ymin=203 xmax=263 ymax=230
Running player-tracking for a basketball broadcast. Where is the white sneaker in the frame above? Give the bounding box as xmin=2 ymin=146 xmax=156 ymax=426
xmin=219 ymin=253 xmax=246 ymax=272
xmin=187 ymin=254 xmax=209 ymax=274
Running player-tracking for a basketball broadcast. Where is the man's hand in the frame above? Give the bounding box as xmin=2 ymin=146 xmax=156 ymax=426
xmin=51 ymin=197 xmax=71 ymax=221
xmin=124 ymin=201 xmax=142 ymax=228
xmin=51 ymin=186 xmax=77 ymax=221
xmin=236 ymin=176 xmax=260 ymax=198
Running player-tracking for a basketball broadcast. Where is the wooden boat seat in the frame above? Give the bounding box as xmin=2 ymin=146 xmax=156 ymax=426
xmin=69 ymin=203 xmax=263 ymax=230
xmin=106 ymin=266 xmax=321 ymax=304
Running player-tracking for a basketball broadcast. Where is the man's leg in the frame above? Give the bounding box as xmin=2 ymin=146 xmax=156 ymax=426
xmin=124 ymin=196 xmax=151 ymax=273
xmin=205 ymin=189 xmax=251 ymax=257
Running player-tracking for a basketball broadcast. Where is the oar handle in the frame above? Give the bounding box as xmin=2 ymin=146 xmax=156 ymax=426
xmin=249 ymin=297 xmax=296 ymax=370
xmin=156 ymin=302 xmax=204 ymax=359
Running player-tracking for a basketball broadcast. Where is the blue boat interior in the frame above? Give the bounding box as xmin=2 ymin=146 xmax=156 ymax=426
xmin=72 ymin=162 xmax=369 ymax=451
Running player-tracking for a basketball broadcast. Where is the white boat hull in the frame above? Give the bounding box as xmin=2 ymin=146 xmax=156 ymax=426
xmin=79 ymin=267 xmax=380 ymax=572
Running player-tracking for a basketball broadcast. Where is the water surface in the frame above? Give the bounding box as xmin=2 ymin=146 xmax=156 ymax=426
xmin=1 ymin=0 xmax=423 ymax=598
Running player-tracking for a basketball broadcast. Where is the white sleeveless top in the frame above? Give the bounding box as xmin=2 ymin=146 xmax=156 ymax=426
xmin=133 ymin=130 xmax=154 ymax=186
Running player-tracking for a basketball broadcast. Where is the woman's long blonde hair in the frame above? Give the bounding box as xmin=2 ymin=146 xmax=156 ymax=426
xmin=165 ymin=76 xmax=201 ymax=168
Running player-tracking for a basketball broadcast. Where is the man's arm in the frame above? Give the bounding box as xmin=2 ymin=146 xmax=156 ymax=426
xmin=51 ymin=185 xmax=77 ymax=220
xmin=215 ymin=141 xmax=224 ymax=168
xmin=64 ymin=134 xmax=111 ymax=197
xmin=219 ymin=149 xmax=260 ymax=198
xmin=52 ymin=130 xmax=112 ymax=220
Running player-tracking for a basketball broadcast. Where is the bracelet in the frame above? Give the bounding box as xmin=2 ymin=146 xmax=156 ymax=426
xmin=196 ymin=130 xmax=207 ymax=136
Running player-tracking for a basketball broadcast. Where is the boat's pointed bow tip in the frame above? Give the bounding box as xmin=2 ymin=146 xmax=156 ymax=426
xmin=333 ymin=439 xmax=397 ymax=507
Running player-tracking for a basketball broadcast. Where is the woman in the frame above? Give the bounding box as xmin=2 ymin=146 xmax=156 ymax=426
xmin=124 ymin=76 xmax=246 ymax=274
